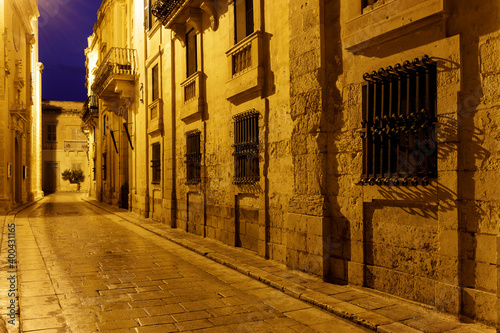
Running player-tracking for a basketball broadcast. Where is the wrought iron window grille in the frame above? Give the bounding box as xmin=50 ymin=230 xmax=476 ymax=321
xmin=360 ymin=55 xmax=437 ymax=187
xmin=185 ymin=130 xmax=201 ymax=185
xmin=233 ymin=109 xmax=260 ymax=185
xmin=151 ymin=143 xmax=161 ymax=184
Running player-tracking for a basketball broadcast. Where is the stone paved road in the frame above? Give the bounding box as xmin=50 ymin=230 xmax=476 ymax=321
xmin=14 ymin=192 xmax=370 ymax=333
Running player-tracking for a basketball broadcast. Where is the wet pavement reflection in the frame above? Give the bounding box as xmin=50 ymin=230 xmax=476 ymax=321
xmin=15 ymin=192 xmax=370 ymax=332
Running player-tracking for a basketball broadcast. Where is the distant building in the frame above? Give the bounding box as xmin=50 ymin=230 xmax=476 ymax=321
xmin=0 ymin=0 xmax=43 ymax=211
xmin=42 ymin=100 xmax=89 ymax=193
xmin=84 ymin=0 xmax=500 ymax=328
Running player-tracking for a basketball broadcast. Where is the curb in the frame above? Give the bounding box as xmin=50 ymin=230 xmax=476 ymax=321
xmin=0 ymin=198 xmax=43 ymax=333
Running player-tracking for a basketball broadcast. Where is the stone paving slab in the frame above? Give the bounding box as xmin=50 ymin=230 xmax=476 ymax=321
xmin=82 ymin=196 xmax=497 ymax=333
xmin=11 ymin=193 xmax=375 ymax=332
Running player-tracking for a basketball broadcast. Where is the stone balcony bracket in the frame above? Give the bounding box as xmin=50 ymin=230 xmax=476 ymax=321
xmin=153 ymin=0 xmax=219 ymax=46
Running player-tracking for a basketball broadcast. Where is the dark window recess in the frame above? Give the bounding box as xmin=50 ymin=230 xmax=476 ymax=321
xmin=144 ymin=0 xmax=153 ymax=31
xmin=151 ymin=143 xmax=161 ymax=184
xmin=234 ymin=0 xmax=254 ymax=44
xmin=102 ymin=153 xmax=107 ymax=181
xmin=186 ymin=29 xmax=197 ymax=77
xmin=233 ymin=110 xmax=259 ymax=184
xmin=185 ymin=130 xmax=201 ymax=184
xmin=152 ymin=64 xmax=159 ymax=101
xmin=360 ymin=55 xmax=437 ymax=186
xmin=47 ymin=124 xmax=56 ymax=141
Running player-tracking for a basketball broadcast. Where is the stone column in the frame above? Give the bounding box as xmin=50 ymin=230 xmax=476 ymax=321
xmin=287 ymin=0 xmax=330 ymax=277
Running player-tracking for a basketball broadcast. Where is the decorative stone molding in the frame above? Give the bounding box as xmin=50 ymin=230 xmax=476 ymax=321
xmin=345 ymin=0 xmax=447 ymax=53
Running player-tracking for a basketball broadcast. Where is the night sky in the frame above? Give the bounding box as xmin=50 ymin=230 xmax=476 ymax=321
xmin=39 ymin=0 xmax=103 ymax=102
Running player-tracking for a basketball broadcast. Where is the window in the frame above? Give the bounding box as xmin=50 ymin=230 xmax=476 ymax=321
xmin=233 ymin=110 xmax=259 ymax=184
xmin=71 ymin=163 xmax=82 ymax=171
xmin=360 ymin=55 xmax=437 ymax=186
xmin=185 ymin=131 xmax=201 ymax=184
xmin=47 ymin=124 xmax=56 ymax=141
xmin=234 ymin=0 xmax=254 ymax=44
xmin=152 ymin=64 xmax=159 ymax=101
xmin=144 ymin=0 xmax=153 ymax=31
xmin=102 ymin=153 xmax=107 ymax=181
xmin=103 ymin=115 xmax=107 ymax=136
xmin=186 ymin=28 xmax=197 ymax=77
xmin=151 ymin=143 xmax=161 ymax=184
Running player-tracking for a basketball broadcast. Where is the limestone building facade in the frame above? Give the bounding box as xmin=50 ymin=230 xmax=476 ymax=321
xmin=85 ymin=0 xmax=500 ymax=327
xmin=0 ymin=0 xmax=43 ymax=211
xmin=42 ymin=100 xmax=89 ymax=193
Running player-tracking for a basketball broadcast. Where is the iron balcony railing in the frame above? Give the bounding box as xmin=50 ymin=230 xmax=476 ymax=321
xmin=83 ymin=94 xmax=99 ymax=113
xmin=91 ymin=47 xmax=137 ymax=96
xmin=151 ymin=0 xmax=185 ymax=26
xmin=81 ymin=94 xmax=99 ymax=122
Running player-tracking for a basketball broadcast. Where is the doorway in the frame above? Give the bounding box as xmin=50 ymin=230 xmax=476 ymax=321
xmin=14 ymin=138 xmax=22 ymax=203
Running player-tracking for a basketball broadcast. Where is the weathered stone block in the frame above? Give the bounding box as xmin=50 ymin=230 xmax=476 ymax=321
xmin=435 ymin=282 xmax=460 ymax=314
xmin=438 ymin=229 xmax=459 ymax=256
xmin=414 ymin=276 xmax=436 ymax=306
xmin=475 ymin=262 xmax=497 ymax=293
xmin=475 ymin=233 xmax=497 ymax=264
xmin=329 ymin=257 xmax=346 ymax=282
xmin=348 ymin=261 xmax=364 ymax=286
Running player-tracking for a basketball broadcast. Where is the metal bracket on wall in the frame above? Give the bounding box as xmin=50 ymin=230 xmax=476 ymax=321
xmin=123 ymin=122 xmax=134 ymax=150
xmin=109 ymin=130 xmax=119 ymax=154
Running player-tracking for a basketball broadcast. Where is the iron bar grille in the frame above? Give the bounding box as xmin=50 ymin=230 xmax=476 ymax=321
xmin=102 ymin=153 xmax=107 ymax=181
xmin=233 ymin=44 xmax=252 ymax=75
xmin=184 ymin=80 xmax=196 ymax=101
xmin=185 ymin=130 xmax=201 ymax=184
xmin=151 ymin=0 xmax=185 ymax=26
xmin=83 ymin=94 xmax=99 ymax=113
xmin=360 ymin=55 xmax=437 ymax=186
xmin=151 ymin=143 xmax=161 ymax=184
xmin=91 ymin=47 xmax=137 ymax=96
xmin=233 ymin=109 xmax=259 ymax=185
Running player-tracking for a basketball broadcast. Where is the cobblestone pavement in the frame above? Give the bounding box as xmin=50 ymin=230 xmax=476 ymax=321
xmin=11 ymin=193 xmax=371 ymax=332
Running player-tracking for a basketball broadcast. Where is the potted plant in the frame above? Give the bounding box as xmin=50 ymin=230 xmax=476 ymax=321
xmin=61 ymin=169 xmax=85 ymax=191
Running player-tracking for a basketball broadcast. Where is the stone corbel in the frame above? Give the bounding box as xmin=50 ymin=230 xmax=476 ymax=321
xmin=185 ymin=8 xmax=202 ymax=33
xmin=171 ymin=23 xmax=186 ymax=47
xmin=26 ymin=33 xmax=35 ymax=46
xmin=200 ymin=1 xmax=218 ymax=31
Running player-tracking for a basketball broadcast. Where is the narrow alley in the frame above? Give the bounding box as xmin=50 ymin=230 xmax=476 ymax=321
xmin=9 ymin=192 xmax=370 ymax=332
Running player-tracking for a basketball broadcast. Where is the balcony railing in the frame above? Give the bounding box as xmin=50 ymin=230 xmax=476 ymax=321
xmin=91 ymin=47 xmax=137 ymax=97
xmin=81 ymin=94 xmax=99 ymax=123
xmin=152 ymin=0 xmax=185 ymax=26
xmin=64 ymin=140 xmax=89 ymax=151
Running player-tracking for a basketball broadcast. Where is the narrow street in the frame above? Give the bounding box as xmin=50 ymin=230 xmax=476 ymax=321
xmin=12 ymin=192 xmax=369 ymax=333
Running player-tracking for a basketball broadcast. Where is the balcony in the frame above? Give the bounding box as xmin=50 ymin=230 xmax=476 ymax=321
xmin=180 ymin=71 xmax=205 ymax=122
xmin=91 ymin=47 xmax=137 ymax=100
xmin=152 ymin=0 xmax=219 ymax=35
xmin=81 ymin=94 xmax=99 ymax=125
xmin=225 ymin=31 xmax=265 ymax=102
xmin=64 ymin=140 xmax=88 ymax=152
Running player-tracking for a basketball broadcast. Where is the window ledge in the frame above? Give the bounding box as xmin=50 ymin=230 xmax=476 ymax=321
xmin=345 ymin=0 xmax=446 ymax=53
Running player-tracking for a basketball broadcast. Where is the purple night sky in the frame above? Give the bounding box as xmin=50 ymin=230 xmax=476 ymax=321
xmin=39 ymin=0 xmax=103 ymax=102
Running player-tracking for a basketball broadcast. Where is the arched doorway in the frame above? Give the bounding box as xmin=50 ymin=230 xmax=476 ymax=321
xmin=14 ymin=137 xmax=22 ymax=203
